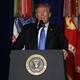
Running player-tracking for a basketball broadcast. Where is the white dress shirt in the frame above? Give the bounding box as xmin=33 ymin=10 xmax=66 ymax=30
xmin=38 ymin=22 xmax=49 ymax=46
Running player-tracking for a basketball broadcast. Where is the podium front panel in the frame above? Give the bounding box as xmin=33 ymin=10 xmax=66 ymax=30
xmin=9 ymin=50 xmax=66 ymax=80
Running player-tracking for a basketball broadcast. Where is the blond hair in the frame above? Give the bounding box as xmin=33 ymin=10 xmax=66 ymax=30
xmin=35 ymin=3 xmax=51 ymax=13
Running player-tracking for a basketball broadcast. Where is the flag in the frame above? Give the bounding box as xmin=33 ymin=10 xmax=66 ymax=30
xmin=12 ymin=18 xmax=22 ymax=44
xmin=12 ymin=19 xmax=19 ymax=44
xmin=24 ymin=0 xmax=32 ymax=17
xmin=63 ymin=0 xmax=80 ymax=80
xmin=78 ymin=0 xmax=80 ymax=16
xmin=75 ymin=31 xmax=80 ymax=80
xmin=65 ymin=16 xmax=78 ymax=80
xmin=12 ymin=17 xmax=36 ymax=44
xmin=19 ymin=0 xmax=24 ymax=17
xmin=13 ymin=0 xmax=19 ymax=17
xmin=76 ymin=17 xmax=80 ymax=67
xmin=63 ymin=0 xmax=78 ymax=17
xmin=75 ymin=17 xmax=80 ymax=80
xmin=19 ymin=0 xmax=32 ymax=17
xmin=13 ymin=0 xmax=33 ymax=18
xmin=12 ymin=0 xmax=34 ymax=48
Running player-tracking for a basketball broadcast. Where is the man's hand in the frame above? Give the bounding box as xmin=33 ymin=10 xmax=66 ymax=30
xmin=62 ymin=49 xmax=69 ymax=60
xmin=76 ymin=66 xmax=80 ymax=73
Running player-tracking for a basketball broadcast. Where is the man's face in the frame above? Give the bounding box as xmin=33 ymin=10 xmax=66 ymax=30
xmin=35 ymin=6 xmax=51 ymax=24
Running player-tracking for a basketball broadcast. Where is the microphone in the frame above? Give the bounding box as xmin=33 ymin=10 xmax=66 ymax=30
xmin=39 ymin=20 xmax=44 ymax=28
xmin=37 ymin=20 xmax=44 ymax=31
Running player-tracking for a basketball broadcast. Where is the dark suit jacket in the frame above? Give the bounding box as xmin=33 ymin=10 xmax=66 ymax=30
xmin=12 ymin=23 xmax=68 ymax=51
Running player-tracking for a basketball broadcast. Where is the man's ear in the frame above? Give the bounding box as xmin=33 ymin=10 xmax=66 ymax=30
xmin=49 ymin=13 xmax=51 ymax=18
xmin=35 ymin=13 xmax=37 ymax=18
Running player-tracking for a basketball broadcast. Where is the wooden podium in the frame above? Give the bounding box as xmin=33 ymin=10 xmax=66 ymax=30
xmin=9 ymin=50 xmax=66 ymax=80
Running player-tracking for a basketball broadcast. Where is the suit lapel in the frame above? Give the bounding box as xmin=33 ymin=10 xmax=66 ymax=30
xmin=45 ymin=23 xmax=54 ymax=49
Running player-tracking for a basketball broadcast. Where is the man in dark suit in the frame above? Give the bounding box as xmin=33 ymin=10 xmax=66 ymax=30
xmin=12 ymin=3 xmax=68 ymax=60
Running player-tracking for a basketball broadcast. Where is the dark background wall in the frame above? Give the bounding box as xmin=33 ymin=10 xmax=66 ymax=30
xmin=0 ymin=0 xmax=13 ymax=80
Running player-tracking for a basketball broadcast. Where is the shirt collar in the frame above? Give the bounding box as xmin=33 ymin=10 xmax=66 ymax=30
xmin=44 ymin=22 xmax=49 ymax=29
